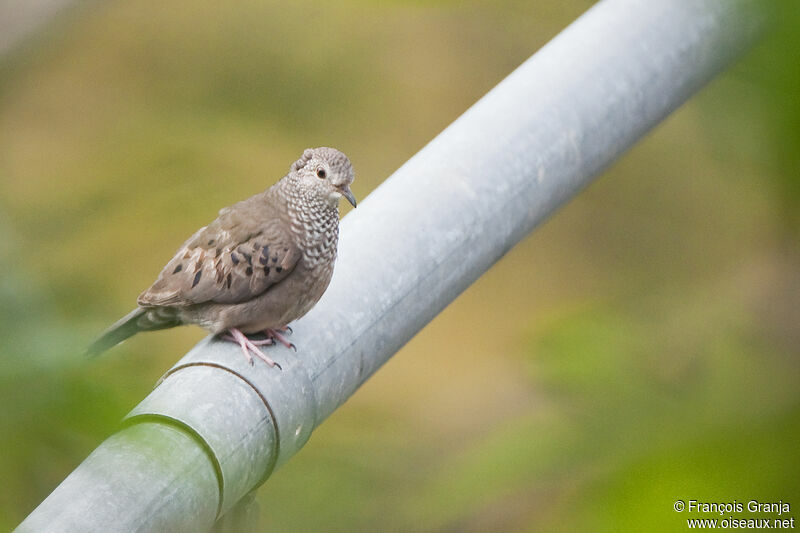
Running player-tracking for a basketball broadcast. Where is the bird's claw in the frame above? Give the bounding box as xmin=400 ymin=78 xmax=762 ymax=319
xmin=219 ymin=326 xmax=295 ymax=368
xmin=223 ymin=328 xmax=281 ymax=370
xmin=264 ymin=328 xmax=295 ymax=351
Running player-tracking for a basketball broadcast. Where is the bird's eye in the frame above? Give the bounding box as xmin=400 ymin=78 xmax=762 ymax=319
xmin=316 ymin=168 xmax=327 ymax=179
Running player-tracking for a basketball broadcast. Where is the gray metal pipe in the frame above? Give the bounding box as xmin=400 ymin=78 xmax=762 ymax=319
xmin=16 ymin=0 xmax=766 ymax=531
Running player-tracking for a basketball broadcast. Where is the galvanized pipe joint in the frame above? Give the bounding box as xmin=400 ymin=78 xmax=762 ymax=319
xmin=127 ymin=340 xmax=316 ymax=516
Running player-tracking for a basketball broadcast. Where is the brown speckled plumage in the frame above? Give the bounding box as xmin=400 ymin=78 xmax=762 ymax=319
xmin=88 ymin=147 xmax=356 ymax=362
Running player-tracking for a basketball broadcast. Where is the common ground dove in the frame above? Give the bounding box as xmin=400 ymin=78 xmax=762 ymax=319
xmin=88 ymin=147 xmax=356 ymax=368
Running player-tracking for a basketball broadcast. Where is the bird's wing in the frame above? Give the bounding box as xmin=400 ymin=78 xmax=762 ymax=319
xmin=138 ymin=197 xmax=300 ymax=307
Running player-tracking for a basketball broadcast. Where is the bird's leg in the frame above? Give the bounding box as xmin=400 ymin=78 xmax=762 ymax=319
xmin=248 ymin=338 xmax=277 ymax=346
xmin=263 ymin=328 xmax=296 ymax=351
xmin=224 ymin=328 xmax=282 ymax=369
xmin=221 ymin=333 xmax=275 ymax=346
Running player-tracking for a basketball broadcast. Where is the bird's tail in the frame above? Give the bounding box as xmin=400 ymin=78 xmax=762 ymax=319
xmin=87 ymin=307 xmax=179 ymax=356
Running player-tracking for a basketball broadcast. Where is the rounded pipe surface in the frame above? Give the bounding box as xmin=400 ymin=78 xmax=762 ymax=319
xmin=15 ymin=423 xmax=219 ymax=533
xmin=126 ymin=364 xmax=278 ymax=515
xmin=163 ymin=337 xmax=318 ymax=472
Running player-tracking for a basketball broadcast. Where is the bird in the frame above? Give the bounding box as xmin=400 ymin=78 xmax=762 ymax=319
xmin=88 ymin=147 xmax=356 ymax=369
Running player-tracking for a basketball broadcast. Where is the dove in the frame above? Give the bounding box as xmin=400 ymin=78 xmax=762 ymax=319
xmin=88 ymin=147 xmax=356 ymax=369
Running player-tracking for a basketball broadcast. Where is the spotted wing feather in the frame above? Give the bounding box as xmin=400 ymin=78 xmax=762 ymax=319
xmin=138 ymin=196 xmax=299 ymax=307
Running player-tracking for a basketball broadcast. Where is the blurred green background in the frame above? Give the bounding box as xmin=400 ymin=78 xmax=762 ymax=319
xmin=1 ymin=0 xmax=798 ymax=531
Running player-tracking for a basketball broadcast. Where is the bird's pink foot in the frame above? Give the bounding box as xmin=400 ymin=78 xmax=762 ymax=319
xmin=220 ymin=334 xmax=275 ymax=347
xmin=263 ymin=327 xmax=296 ymax=351
xmin=223 ymin=328 xmax=282 ymax=369
xmin=248 ymin=338 xmax=277 ymax=346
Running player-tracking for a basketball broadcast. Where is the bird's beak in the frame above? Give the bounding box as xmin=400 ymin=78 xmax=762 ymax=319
xmin=340 ymin=185 xmax=357 ymax=208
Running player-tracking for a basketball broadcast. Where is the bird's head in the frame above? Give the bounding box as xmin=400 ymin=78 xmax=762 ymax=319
xmin=291 ymin=147 xmax=357 ymax=208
